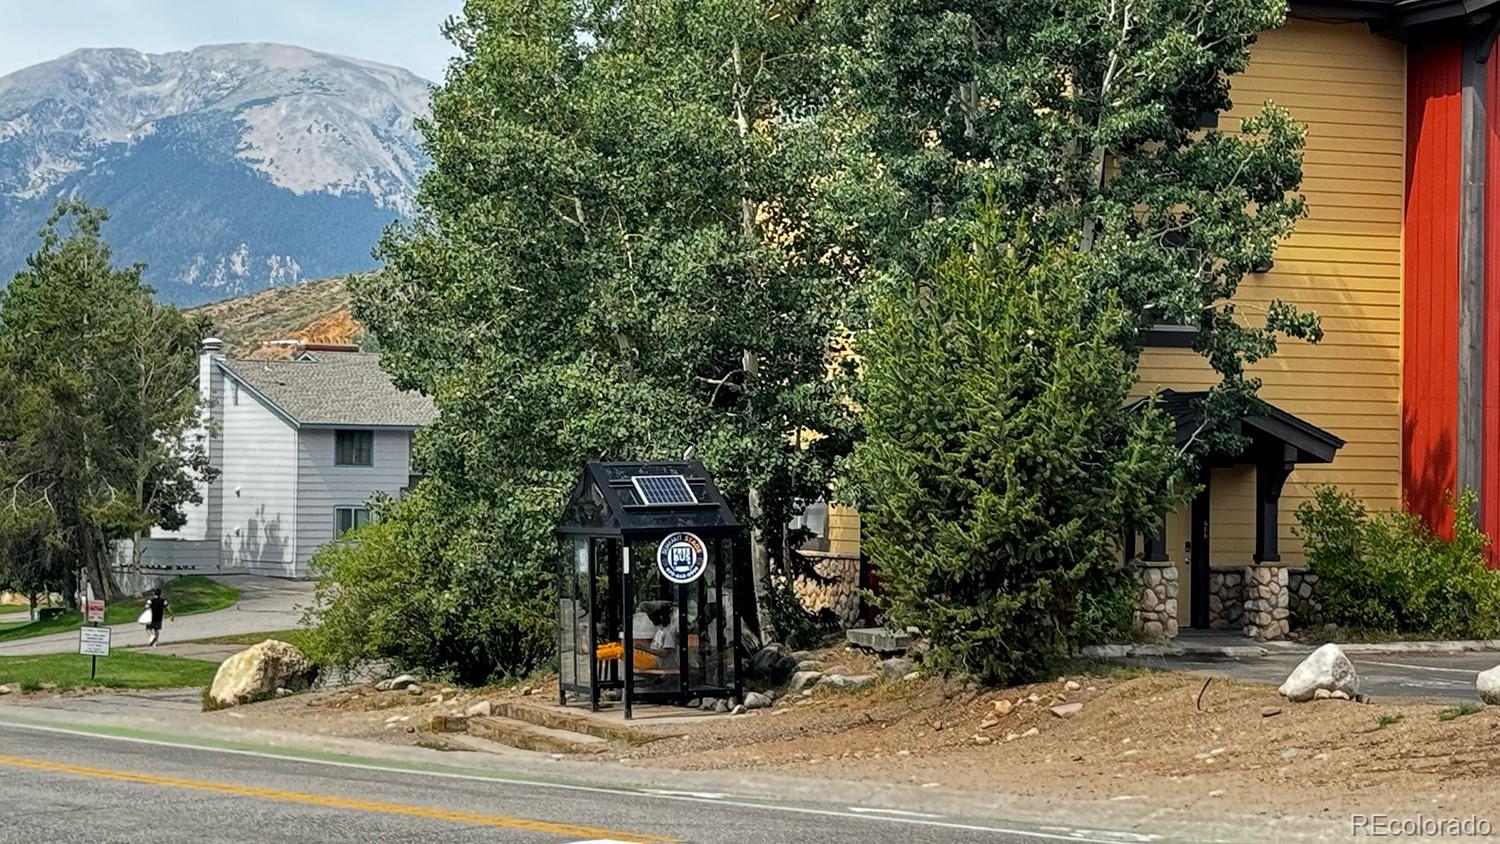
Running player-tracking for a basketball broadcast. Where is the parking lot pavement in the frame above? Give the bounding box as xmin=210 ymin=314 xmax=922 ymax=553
xmin=1124 ymin=650 xmax=1498 ymax=703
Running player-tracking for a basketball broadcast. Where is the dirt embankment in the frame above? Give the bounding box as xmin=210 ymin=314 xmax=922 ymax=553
xmin=207 ymin=651 xmax=1500 ymax=824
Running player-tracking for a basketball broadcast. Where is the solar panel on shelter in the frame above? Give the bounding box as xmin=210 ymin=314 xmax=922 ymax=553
xmin=631 ymin=474 xmax=698 ymax=506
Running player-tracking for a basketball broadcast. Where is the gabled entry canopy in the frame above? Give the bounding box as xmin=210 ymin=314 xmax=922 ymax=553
xmin=1154 ymin=389 xmax=1346 ymax=465
xmin=557 ymin=460 xmax=740 ymax=539
xmin=1138 ymin=390 xmax=1347 ymax=571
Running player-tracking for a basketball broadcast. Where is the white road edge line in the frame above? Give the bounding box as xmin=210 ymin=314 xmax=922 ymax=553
xmin=1361 ymin=660 xmax=1480 ymax=676
xmin=847 ymin=807 xmax=942 ymax=818
xmin=0 ymin=717 xmax=1150 ymax=843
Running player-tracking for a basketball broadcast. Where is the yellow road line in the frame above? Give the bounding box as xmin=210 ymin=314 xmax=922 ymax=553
xmin=0 ymin=752 xmax=672 ymax=843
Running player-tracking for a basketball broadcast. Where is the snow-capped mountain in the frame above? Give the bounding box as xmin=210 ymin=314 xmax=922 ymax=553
xmin=0 ymin=44 xmax=431 ymax=304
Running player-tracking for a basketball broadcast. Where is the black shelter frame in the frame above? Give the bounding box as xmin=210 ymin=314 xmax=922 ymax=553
xmin=555 ymin=460 xmax=744 ymax=719
xmin=1127 ymin=391 xmax=1345 ymax=629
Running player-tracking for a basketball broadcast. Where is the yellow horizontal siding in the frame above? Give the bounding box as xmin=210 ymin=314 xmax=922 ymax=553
xmin=826 ymin=505 xmax=861 ymax=558
xmin=1137 ymin=19 xmax=1405 ymax=568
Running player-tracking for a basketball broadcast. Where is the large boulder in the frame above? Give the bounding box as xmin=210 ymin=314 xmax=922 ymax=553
xmin=747 ymin=646 xmax=799 ymax=686
xmin=1477 ymin=666 xmax=1500 ymax=704
xmin=1278 ymin=643 xmax=1358 ymax=703
xmin=209 ymin=640 xmax=317 ymax=708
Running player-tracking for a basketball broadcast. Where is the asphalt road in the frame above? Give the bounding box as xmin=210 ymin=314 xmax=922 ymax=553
xmin=1126 ymin=650 xmax=1499 ymax=702
xmin=0 ymin=720 xmax=1119 ymax=844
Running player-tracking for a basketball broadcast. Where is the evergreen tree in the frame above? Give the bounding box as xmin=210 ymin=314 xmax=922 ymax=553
xmin=0 ymin=200 xmax=211 ymax=600
xmin=857 ymin=212 xmax=1183 ymax=683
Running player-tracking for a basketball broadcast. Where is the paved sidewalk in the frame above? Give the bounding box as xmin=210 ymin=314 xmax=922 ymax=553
xmin=1121 ymin=648 xmax=1497 ymax=702
xmin=0 ymin=575 xmax=313 ymax=657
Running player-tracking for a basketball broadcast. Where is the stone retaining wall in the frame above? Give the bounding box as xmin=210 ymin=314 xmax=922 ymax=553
xmin=1133 ymin=561 xmax=1179 ymax=639
xmin=1244 ymin=564 xmax=1290 ymax=641
xmin=792 ymin=554 xmax=862 ymax=628
xmin=1207 ymin=570 xmax=1245 ymax=631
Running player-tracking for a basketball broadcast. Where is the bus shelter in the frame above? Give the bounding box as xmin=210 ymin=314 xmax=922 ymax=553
xmin=555 ymin=460 xmax=743 ymax=718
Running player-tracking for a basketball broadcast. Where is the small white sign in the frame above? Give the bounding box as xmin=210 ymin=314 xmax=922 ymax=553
xmin=79 ymin=627 xmax=111 ymax=657
xmin=85 ymin=600 xmax=105 ymax=623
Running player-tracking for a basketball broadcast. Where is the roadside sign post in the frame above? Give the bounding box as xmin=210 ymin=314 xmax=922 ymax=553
xmin=85 ymin=599 xmax=104 ymax=624
xmin=79 ymin=623 xmax=110 ymax=680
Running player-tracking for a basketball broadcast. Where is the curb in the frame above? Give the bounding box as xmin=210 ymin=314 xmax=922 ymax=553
xmin=1079 ymin=643 xmax=1270 ymax=659
xmin=1328 ymin=639 xmax=1500 ymax=655
xmin=1085 ymin=639 xmax=1500 ymax=660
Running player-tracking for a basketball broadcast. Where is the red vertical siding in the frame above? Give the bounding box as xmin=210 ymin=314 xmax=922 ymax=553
xmin=1486 ymin=40 xmax=1500 ymax=564
xmin=1404 ymin=40 xmax=1463 ymax=538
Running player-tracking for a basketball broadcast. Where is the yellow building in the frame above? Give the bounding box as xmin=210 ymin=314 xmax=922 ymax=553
xmin=813 ymin=2 xmax=1500 ymax=641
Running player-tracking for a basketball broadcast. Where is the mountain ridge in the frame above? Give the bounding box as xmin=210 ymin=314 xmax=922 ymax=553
xmin=0 ymin=43 xmax=431 ymax=304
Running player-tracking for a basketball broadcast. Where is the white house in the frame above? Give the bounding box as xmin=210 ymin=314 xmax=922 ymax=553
xmin=133 ymin=338 xmax=436 ymax=578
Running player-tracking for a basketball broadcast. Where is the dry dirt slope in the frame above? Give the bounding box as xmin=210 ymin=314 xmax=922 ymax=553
xmin=187 ymin=275 xmax=364 ymax=356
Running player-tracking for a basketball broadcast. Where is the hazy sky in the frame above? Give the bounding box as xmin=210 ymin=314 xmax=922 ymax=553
xmin=0 ymin=0 xmax=465 ymax=81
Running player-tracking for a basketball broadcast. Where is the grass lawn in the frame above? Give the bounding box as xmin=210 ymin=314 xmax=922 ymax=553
xmin=184 ymin=628 xmax=312 ymax=651
xmin=0 ymin=651 xmax=220 ymax=692
xmin=0 ymin=576 xmax=241 ymax=644
xmin=0 ymin=604 xmax=29 ymax=615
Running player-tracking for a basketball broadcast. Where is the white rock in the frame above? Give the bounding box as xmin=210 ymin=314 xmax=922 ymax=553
xmin=1277 ymin=643 xmax=1358 ymax=703
xmin=1051 ymin=702 xmax=1083 ymax=718
xmin=743 ymin=691 xmax=773 ymax=710
xmin=465 ymin=700 xmax=492 ymax=717
xmin=376 ymin=674 xmax=419 ymax=692
xmin=1063 ymin=680 xmax=1081 ymax=692
xmin=209 ymin=640 xmax=316 ymax=708
xmin=1477 ymin=665 xmax=1500 ymax=704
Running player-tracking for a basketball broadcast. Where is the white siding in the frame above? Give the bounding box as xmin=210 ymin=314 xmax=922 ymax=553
xmin=294 ymin=428 xmax=413 ymax=570
xmin=215 ymin=377 xmax=300 ymax=575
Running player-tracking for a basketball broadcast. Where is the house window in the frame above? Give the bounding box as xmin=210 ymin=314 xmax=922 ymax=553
xmin=335 ymin=507 xmax=371 ymax=537
xmin=335 ymin=430 xmax=374 ymax=466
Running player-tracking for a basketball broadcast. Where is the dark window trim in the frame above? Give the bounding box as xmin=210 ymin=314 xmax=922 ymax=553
xmin=334 ymin=506 xmax=371 ymax=537
xmin=334 ymin=429 xmax=375 ymax=467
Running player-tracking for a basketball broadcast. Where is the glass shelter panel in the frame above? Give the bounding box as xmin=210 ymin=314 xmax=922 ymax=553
xmin=558 ymin=538 xmax=591 ymax=690
xmin=685 ymin=538 xmax=734 ymax=691
xmin=628 ymin=539 xmax=684 ymax=694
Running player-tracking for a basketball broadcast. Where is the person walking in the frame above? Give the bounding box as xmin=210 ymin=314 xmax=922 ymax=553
xmin=144 ymin=588 xmax=173 ymax=646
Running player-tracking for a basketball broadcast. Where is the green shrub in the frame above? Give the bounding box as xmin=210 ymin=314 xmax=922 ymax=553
xmin=1438 ymin=703 xmax=1483 ymax=722
xmin=854 ymin=216 xmax=1185 ymax=686
xmin=302 ymin=481 xmax=555 ymax=686
xmin=1296 ymin=487 xmax=1500 ymax=639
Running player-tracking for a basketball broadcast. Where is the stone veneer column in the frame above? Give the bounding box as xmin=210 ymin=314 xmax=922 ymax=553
xmin=1287 ymin=569 xmax=1320 ymax=629
xmin=1133 ymin=560 xmax=1179 ymax=639
xmin=1207 ymin=570 xmax=1245 ymax=630
xmin=1243 ymin=563 xmax=1290 ymax=641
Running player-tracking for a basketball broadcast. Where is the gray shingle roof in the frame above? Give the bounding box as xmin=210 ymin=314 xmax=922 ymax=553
xmin=219 ymin=352 xmax=436 ymax=428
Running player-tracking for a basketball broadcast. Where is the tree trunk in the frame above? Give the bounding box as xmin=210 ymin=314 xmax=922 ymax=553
xmin=730 ymin=37 xmax=778 ymax=644
xmin=747 ymin=485 xmax=778 ymax=644
xmin=79 ymin=519 xmax=123 ymax=601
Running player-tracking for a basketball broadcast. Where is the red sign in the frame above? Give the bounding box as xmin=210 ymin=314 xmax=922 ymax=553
xmin=85 ymin=600 xmax=105 ymax=623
